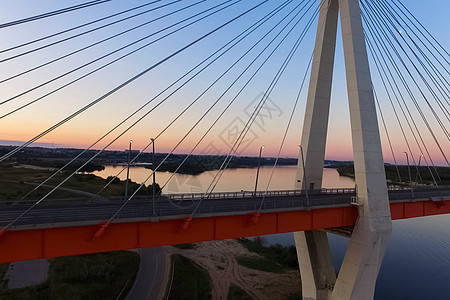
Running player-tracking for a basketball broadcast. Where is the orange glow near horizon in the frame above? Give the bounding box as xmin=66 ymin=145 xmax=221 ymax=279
xmin=2 ymin=130 xmax=447 ymax=167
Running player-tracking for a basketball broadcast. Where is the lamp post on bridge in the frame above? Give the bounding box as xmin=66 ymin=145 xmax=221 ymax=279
xmin=254 ymin=145 xmax=264 ymax=197
xmin=404 ymin=151 xmax=414 ymax=198
xmin=125 ymin=140 xmax=133 ymax=200
xmin=418 ymin=154 xmax=439 ymax=187
xmin=415 ymin=154 xmax=424 ymax=186
xmin=151 ymin=138 xmax=156 ymax=216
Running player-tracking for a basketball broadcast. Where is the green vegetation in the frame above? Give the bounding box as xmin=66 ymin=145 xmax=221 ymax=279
xmin=172 ymin=243 xmax=198 ymax=250
xmin=14 ymin=157 xmax=104 ymax=173
xmin=337 ymin=164 xmax=450 ymax=185
xmin=167 ymin=254 xmax=212 ymax=300
xmin=0 ymin=251 xmax=139 ymax=300
xmin=154 ymin=155 xmax=297 ymax=175
xmin=105 ymin=175 xmax=161 ymax=196
xmin=237 ymin=256 xmax=284 ymax=273
xmin=237 ymin=238 xmax=299 ymax=269
xmin=0 ymin=181 xmax=78 ymax=201
xmin=0 ymin=284 xmax=49 ymax=300
xmin=227 ymin=284 xmax=253 ymax=300
xmin=0 ymin=263 xmax=9 ymax=289
xmin=0 ymin=165 xmax=161 ymax=202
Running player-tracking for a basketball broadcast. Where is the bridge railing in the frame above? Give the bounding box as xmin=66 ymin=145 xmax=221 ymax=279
xmin=0 ymin=187 xmax=448 ymax=227
xmin=163 ymin=188 xmax=357 ymax=202
xmin=1 ymin=186 xmax=447 ymax=208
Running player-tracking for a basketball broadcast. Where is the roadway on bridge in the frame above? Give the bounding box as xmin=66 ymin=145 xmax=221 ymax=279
xmin=1 ymin=187 xmax=448 ymax=229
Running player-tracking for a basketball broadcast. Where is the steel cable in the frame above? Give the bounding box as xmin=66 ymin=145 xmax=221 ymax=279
xmin=0 ymin=0 xmax=182 ymax=63
xmin=0 ymin=0 xmax=208 ymax=108
xmin=362 ymin=2 xmax=449 ymax=168
xmin=0 ymin=1 xmax=162 ymax=54
xmin=362 ymin=9 xmax=443 ymax=182
xmin=0 ymin=0 xmax=111 ymax=29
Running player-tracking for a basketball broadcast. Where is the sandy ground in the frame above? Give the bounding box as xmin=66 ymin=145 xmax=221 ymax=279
xmin=4 ymin=259 xmax=49 ymax=289
xmin=167 ymin=239 xmax=301 ymax=300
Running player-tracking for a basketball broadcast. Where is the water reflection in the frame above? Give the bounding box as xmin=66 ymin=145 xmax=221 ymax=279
xmin=263 ymin=216 xmax=450 ymax=299
xmin=93 ymin=165 xmax=355 ymax=193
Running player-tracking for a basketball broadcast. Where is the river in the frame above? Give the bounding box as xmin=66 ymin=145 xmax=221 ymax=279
xmin=93 ymin=165 xmax=450 ymax=299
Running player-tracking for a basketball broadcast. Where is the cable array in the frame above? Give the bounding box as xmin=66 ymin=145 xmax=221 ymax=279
xmin=361 ymin=0 xmax=449 ymax=184
xmin=0 ymin=0 xmax=448 ymax=233
xmin=0 ymin=1 xmax=162 ymax=54
xmin=185 ymin=2 xmax=319 ymax=219
xmin=0 ymin=0 xmax=224 ymax=113
xmin=0 ymin=0 xmax=274 ymax=231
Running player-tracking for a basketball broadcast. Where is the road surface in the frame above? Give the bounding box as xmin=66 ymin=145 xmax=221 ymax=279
xmin=126 ymin=247 xmax=167 ymax=300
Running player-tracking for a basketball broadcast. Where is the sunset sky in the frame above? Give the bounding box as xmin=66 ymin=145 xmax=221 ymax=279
xmin=0 ymin=0 xmax=448 ymax=165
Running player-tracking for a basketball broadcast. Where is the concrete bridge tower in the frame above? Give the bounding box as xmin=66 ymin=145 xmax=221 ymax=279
xmin=294 ymin=0 xmax=392 ymax=299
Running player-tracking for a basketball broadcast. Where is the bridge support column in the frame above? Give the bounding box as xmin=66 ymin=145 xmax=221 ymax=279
xmin=294 ymin=230 xmax=336 ymax=300
xmin=294 ymin=0 xmax=392 ymax=299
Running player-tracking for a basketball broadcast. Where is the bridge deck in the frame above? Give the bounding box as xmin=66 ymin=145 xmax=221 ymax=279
xmin=1 ymin=187 xmax=448 ymax=228
xmin=0 ymin=187 xmax=449 ymax=263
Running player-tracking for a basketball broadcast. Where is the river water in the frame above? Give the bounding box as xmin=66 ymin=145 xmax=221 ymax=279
xmin=94 ymin=165 xmax=450 ymax=299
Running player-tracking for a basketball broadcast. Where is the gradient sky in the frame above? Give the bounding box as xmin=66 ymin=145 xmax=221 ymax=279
xmin=0 ymin=0 xmax=448 ymax=165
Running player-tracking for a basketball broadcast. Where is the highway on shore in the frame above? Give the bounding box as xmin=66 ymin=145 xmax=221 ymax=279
xmin=126 ymin=247 xmax=167 ymax=300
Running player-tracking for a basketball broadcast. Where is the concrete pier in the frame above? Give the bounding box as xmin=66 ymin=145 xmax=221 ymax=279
xmin=294 ymin=0 xmax=392 ymax=299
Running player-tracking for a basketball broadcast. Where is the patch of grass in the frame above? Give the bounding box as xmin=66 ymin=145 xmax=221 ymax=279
xmin=0 ymin=263 xmax=9 ymax=290
xmin=237 ymin=255 xmax=284 ymax=274
xmin=286 ymin=293 xmax=302 ymax=300
xmin=0 ymin=181 xmax=80 ymax=201
xmin=47 ymin=251 xmax=139 ymax=299
xmin=173 ymin=243 xmax=198 ymax=249
xmin=0 ymin=264 xmax=9 ymax=280
xmin=0 ymin=284 xmax=50 ymax=300
xmin=0 ymin=251 xmax=139 ymax=300
xmin=237 ymin=238 xmax=298 ymax=269
xmin=227 ymin=284 xmax=253 ymax=300
xmin=0 ymin=165 xmax=161 ymax=202
xmin=167 ymin=254 xmax=211 ymax=300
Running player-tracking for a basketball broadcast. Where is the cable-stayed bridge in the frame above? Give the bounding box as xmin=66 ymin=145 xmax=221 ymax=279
xmin=0 ymin=186 xmax=449 ymax=264
xmin=0 ymin=0 xmax=449 ymax=299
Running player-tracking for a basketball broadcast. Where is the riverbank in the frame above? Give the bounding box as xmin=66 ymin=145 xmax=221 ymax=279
xmin=0 ymin=164 xmax=161 ymax=202
xmin=0 ymin=145 xmax=298 ymax=176
xmin=337 ymin=164 xmax=450 ymax=185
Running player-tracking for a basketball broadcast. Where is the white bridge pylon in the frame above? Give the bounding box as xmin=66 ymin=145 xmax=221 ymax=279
xmin=294 ymin=0 xmax=392 ymax=299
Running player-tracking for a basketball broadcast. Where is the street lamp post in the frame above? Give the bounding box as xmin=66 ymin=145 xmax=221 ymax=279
xmin=404 ymin=152 xmax=414 ymax=198
xmin=125 ymin=140 xmax=133 ymax=200
xmin=422 ymin=155 xmax=439 ymax=187
xmin=299 ymin=145 xmax=310 ymax=206
xmin=415 ymin=154 xmax=424 ymax=185
xmin=254 ymin=146 xmax=264 ymax=197
xmin=151 ymin=138 xmax=156 ymax=216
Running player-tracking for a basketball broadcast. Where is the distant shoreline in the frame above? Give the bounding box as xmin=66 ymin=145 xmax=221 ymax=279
xmin=1 ymin=145 xmax=353 ymax=176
